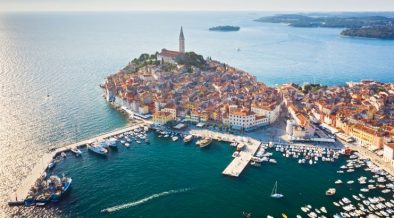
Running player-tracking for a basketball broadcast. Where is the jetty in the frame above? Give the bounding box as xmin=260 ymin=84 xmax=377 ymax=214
xmin=10 ymin=122 xmax=147 ymax=203
xmin=190 ymin=130 xmax=261 ymax=177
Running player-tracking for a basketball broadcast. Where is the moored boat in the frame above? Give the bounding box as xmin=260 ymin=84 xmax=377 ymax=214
xmin=196 ymin=138 xmax=212 ymax=148
xmin=183 ymin=135 xmax=193 ymax=143
xmin=87 ymin=144 xmax=108 ymax=155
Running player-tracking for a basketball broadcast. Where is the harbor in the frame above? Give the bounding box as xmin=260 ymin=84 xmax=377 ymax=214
xmin=190 ymin=130 xmax=261 ymax=177
xmin=9 ymin=121 xmax=148 ymax=205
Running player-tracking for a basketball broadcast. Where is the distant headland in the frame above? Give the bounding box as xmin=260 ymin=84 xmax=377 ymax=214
xmin=209 ymin=25 xmax=240 ymax=32
xmin=255 ymin=14 xmax=394 ymax=39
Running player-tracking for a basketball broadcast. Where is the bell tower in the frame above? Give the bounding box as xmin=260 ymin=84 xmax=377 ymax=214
xmin=179 ymin=26 xmax=185 ymax=53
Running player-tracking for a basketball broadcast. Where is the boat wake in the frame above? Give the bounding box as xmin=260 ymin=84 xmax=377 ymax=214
xmin=101 ymin=188 xmax=191 ymax=213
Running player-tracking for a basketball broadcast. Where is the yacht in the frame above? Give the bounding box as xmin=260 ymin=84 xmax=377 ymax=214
xmin=88 ymin=144 xmax=108 ymax=155
xmin=196 ymin=138 xmax=212 ymax=148
xmin=71 ymin=147 xmax=82 ymax=156
xmin=325 ymin=188 xmax=336 ymax=196
xmin=108 ymin=138 xmax=118 ymax=148
xmin=183 ymin=135 xmax=193 ymax=143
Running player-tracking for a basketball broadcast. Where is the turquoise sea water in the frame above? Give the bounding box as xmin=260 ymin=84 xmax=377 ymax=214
xmin=0 ymin=12 xmax=394 ymax=217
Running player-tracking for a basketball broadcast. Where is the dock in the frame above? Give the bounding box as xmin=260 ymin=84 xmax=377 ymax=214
xmin=11 ymin=122 xmax=148 ymax=202
xmin=190 ymin=130 xmax=261 ymax=177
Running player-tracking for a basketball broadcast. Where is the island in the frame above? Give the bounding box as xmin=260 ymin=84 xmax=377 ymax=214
xmin=255 ymin=14 xmax=394 ymax=39
xmin=209 ymin=25 xmax=240 ymax=32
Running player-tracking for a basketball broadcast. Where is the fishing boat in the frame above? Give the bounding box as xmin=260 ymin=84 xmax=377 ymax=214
xmin=183 ymin=135 xmax=193 ymax=143
xmin=87 ymin=144 xmax=108 ymax=155
xmin=270 ymin=181 xmax=284 ymax=198
xmin=50 ymin=176 xmax=72 ymax=202
xmin=325 ymin=188 xmax=336 ymax=196
xmin=70 ymin=147 xmax=82 ymax=156
xmin=196 ymin=138 xmax=212 ymax=148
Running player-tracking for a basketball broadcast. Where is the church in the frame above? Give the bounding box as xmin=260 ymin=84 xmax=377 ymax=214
xmin=157 ymin=27 xmax=185 ymax=64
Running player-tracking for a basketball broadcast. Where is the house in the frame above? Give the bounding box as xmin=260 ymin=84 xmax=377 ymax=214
xmin=152 ymin=111 xmax=174 ymax=125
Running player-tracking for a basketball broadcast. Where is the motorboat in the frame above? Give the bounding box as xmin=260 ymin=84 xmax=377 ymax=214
xmin=183 ymin=135 xmax=193 ymax=143
xmin=71 ymin=147 xmax=82 ymax=156
xmin=88 ymin=144 xmax=108 ymax=155
xmin=196 ymin=138 xmax=212 ymax=148
xmin=325 ymin=188 xmax=336 ymax=196
xmin=47 ymin=161 xmax=56 ymax=170
xmin=335 ymin=179 xmax=342 ymax=184
xmin=172 ymin=136 xmax=179 ymax=142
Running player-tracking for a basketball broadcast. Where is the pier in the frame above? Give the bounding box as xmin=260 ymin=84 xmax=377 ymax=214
xmin=190 ymin=130 xmax=261 ymax=177
xmin=11 ymin=122 xmax=147 ymax=202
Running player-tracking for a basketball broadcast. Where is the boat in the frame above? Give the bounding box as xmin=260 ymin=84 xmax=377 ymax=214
xmin=183 ymin=135 xmax=193 ymax=143
xmin=60 ymin=152 xmax=67 ymax=158
xmin=136 ymin=140 xmax=141 ymax=144
xmin=320 ymin=207 xmax=327 ymax=213
xmin=333 ymin=202 xmax=340 ymax=207
xmin=250 ymin=161 xmax=261 ymax=167
xmin=50 ymin=176 xmax=72 ymax=202
xmin=172 ymin=136 xmax=179 ymax=142
xmin=269 ymin=159 xmax=277 ymax=164
xmin=282 ymin=213 xmax=287 ymax=218
xmin=196 ymin=138 xmax=212 ymax=148
xmin=325 ymin=188 xmax=336 ymax=196
xmin=243 ymin=211 xmax=252 ymax=218
xmin=87 ymin=144 xmax=108 ymax=155
xmin=124 ymin=143 xmax=130 ymax=148
xmin=70 ymin=147 xmax=82 ymax=156
xmin=347 ymin=180 xmax=354 ymax=184
xmin=270 ymin=181 xmax=284 ymax=198
xmin=47 ymin=161 xmax=56 ymax=170
xmin=360 ymin=188 xmax=369 ymax=192
xmin=335 ymin=179 xmax=342 ymax=184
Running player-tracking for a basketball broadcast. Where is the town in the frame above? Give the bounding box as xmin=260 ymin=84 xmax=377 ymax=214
xmin=103 ymin=27 xmax=394 ymax=168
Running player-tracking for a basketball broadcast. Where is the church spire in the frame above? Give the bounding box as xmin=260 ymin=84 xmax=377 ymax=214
xmin=179 ymin=26 xmax=185 ymax=53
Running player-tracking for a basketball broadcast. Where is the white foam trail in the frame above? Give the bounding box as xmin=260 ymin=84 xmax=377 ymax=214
xmin=101 ymin=188 xmax=191 ymax=213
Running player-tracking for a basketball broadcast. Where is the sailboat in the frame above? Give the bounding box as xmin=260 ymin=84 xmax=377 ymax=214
xmin=270 ymin=181 xmax=284 ymax=198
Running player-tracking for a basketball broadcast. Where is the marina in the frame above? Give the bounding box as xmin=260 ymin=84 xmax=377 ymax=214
xmin=190 ymin=130 xmax=261 ymax=177
xmin=9 ymin=122 xmax=148 ymax=205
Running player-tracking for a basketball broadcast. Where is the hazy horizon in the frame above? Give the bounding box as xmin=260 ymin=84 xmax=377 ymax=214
xmin=2 ymin=0 xmax=394 ymax=12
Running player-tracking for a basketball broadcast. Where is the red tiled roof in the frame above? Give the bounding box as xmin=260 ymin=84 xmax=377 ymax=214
xmin=159 ymin=49 xmax=181 ymax=58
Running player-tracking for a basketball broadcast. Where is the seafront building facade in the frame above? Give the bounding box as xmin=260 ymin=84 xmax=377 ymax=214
xmin=279 ymin=81 xmax=394 ymax=164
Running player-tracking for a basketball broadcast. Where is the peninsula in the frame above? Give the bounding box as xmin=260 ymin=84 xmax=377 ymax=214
xmin=255 ymin=14 xmax=394 ymax=39
xmin=209 ymin=25 xmax=240 ymax=32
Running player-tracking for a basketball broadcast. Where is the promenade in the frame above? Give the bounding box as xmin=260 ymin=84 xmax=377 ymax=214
xmin=346 ymin=143 xmax=394 ymax=176
xmin=190 ymin=130 xmax=261 ymax=177
xmin=11 ymin=122 xmax=147 ymax=202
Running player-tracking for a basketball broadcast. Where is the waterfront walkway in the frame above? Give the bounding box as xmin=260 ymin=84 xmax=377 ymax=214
xmin=346 ymin=143 xmax=394 ymax=176
xmin=190 ymin=130 xmax=261 ymax=177
xmin=11 ymin=122 xmax=147 ymax=201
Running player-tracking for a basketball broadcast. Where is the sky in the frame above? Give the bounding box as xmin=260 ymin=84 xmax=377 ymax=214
xmin=1 ymin=0 xmax=394 ymax=12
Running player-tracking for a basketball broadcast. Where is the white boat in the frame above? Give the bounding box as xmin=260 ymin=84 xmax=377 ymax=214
xmin=164 ymin=134 xmax=169 ymax=138
xmin=250 ymin=161 xmax=261 ymax=167
xmin=172 ymin=136 xmax=179 ymax=142
xmin=333 ymin=202 xmax=340 ymax=207
xmin=360 ymin=188 xmax=369 ymax=192
xmin=335 ymin=179 xmax=342 ymax=184
xmin=61 ymin=152 xmax=67 ymax=158
xmin=88 ymin=144 xmax=108 ymax=155
xmin=124 ymin=143 xmax=130 ymax=148
xmin=325 ymin=188 xmax=336 ymax=196
xmin=196 ymin=138 xmax=212 ymax=148
xmin=232 ymin=151 xmax=240 ymax=158
xmin=269 ymin=159 xmax=277 ymax=164
xmin=136 ymin=140 xmax=141 ymax=144
xmin=347 ymin=180 xmax=354 ymax=184
xmin=183 ymin=135 xmax=193 ymax=143
xmin=270 ymin=181 xmax=284 ymax=198
xmin=71 ymin=147 xmax=82 ymax=156
xmin=108 ymin=137 xmax=118 ymax=147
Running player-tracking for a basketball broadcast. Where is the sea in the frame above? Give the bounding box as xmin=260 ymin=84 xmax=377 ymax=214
xmin=0 ymin=11 xmax=394 ymax=217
